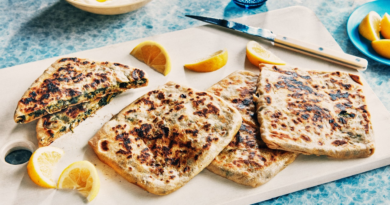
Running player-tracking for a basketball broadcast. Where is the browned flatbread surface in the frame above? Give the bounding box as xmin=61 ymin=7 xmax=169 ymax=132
xmin=89 ymin=81 xmax=242 ymax=195
xmin=207 ymin=122 xmax=297 ymax=187
xmin=255 ymin=64 xmax=375 ymax=159
xmin=207 ymin=70 xmax=258 ymax=127
xmin=14 ymin=57 xmax=148 ymax=124
xmin=206 ymin=70 xmax=298 ymax=187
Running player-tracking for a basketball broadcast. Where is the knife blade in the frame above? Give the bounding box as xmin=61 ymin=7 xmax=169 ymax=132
xmin=185 ymin=15 xmax=368 ymax=71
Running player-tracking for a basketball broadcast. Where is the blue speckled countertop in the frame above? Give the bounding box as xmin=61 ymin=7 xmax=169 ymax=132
xmin=1 ymin=0 xmax=389 ymax=203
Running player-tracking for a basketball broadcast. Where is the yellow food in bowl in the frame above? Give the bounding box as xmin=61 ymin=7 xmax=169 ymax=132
xmin=381 ymin=13 xmax=390 ymax=39
xmin=372 ymin=40 xmax=390 ymax=59
xmin=358 ymin=11 xmax=381 ymax=41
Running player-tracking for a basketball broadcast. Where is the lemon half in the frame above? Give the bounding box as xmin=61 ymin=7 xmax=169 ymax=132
xmin=27 ymin=147 xmax=64 ymax=188
xmin=57 ymin=161 xmax=100 ymax=202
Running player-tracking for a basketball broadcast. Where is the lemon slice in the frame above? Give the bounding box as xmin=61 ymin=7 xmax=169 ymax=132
xmin=130 ymin=40 xmax=171 ymax=76
xmin=381 ymin=13 xmax=390 ymax=39
xmin=372 ymin=40 xmax=390 ymax=59
xmin=184 ymin=49 xmax=228 ymax=72
xmin=246 ymin=41 xmax=285 ymax=66
xmin=27 ymin=147 xmax=64 ymax=188
xmin=359 ymin=11 xmax=381 ymax=41
xmin=57 ymin=161 xmax=100 ymax=202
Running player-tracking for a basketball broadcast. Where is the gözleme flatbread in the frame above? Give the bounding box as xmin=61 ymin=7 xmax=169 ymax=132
xmin=14 ymin=57 xmax=148 ymax=124
xmin=36 ymin=93 xmax=118 ymax=147
xmin=206 ymin=71 xmax=298 ymax=187
xmin=206 ymin=70 xmax=258 ymax=127
xmin=208 ymin=121 xmax=297 ymax=187
xmin=255 ymin=64 xmax=375 ymax=159
xmin=89 ymin=81 xmax=242 ymax=195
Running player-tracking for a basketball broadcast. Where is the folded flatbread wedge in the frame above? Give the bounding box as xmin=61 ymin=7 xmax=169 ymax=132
xmin=255 ymin=64 xmax=375 ymax=159
xmin=89 ymin=81 xmax=242 ymax=195
xmin=14 ymin=57 xmax=148 ymax=124
xmin=206 ymin=70 xmax=298 ymax=187
xmin=36 ymin=93 xmax=119 ymax=147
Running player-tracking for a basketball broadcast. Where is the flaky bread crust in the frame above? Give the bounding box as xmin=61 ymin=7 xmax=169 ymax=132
xmin=255 ymin=64 xmax=375 ymax=159
xmin=206 ymin=71 xmax=298 ymax=187
xmin=206 ymin=70 xmax=259 ymax=128
xmin=207 ymin=123 xmax=298 ymax=187
xmin=89 ymin=81 xmax=242 ymax=195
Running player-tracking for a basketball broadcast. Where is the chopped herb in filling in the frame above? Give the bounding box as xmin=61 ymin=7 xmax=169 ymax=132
xmin=19 ymin=77 xmax=147 ymax=124
xmin=43 ymin=93 xmax=119 ymax=138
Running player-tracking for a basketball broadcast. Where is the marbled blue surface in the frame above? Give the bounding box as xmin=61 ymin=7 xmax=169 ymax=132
xmin=1 ymin=0 xmax=389 ymax=203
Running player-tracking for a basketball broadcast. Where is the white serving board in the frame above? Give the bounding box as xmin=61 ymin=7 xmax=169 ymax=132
xmin=1 ymin=6 xmax=390 ymax=205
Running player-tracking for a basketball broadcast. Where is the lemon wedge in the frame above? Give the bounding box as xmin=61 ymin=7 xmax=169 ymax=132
xmin=359 ymin=11 xmax=381 ymax=41
xmin=381 ymin=13 xmax=390 ymax=39
xmin=246 ymin=41 xmax=285 ymax=66
xmin=27 ymin=147 xmax=64 ymax=188
xmin=184 ymin=49 xmax=228 ymax=72
xmin=130 ymin=40 xmax=171 ymax=76
xmin=57 ymin=161 xmax=100 ymax=202
xmin=372 ymin=40 xmax=390 ymax=59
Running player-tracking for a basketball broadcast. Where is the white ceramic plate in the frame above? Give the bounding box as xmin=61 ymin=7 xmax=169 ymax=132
xmin=66 ymin=0 xmax=152 ymax=15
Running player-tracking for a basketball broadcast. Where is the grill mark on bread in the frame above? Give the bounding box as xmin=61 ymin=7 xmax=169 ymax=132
xmin=300 ymin=134 xmax=311 ymax=142
xmin=255 ymin=65 xmax=374 ymax=159
xmin=88 ymin=81 xmax=242 ymax=195
xmin=349 ymin=74 xmax=363 ymax=85
xmin=15 ymin=57 xmax=148 ymax=123
xmin=101 ymin=140 xmax=109 ymax=151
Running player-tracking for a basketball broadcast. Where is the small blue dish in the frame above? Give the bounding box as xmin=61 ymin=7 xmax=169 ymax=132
xmin=232 ymin=0 xmax=267 ymax=8
xmin=347 ymin=0 xmax=390 ymax=66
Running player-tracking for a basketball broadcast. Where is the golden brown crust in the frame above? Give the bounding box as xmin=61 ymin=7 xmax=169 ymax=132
xmin=255 ymin=64 xmax=375 ymax=159
xmin=207 ymin=71 xmax=258 ymax=127
xmin=206 ymin=71 xmax=298 ymax=187
xmin=14 ymin=57 xmax=148 ymax=124
xmin=207 ymin=122 xmax=298 ymax=187
xmin=89 ymin=81 xmax=242 ymax=195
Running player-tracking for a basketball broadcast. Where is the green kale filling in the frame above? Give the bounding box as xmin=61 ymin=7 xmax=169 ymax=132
xmin=84 ymin=92 xmax=96 ymax=99
xmin=69 ymin=96 xmax=80 ymax=104
xmin=136 ymin=78 xmax=147 ymax=85
xmin=61 ymin=115 xmax=69 ymax=123
xmin=59 ymin=93 xmax=119 ymax=134
xmin=59 ymin=126 xmax=66 ymax=132
xmin=339 ymin=111 xmax=356 ymax=118
xmin=119 ymin=82 xmax=128 ymax=88
xmin=96 ymin=87 xmax=107 ymax=95
xmin=16 ymin=115 xmax=26 ymax=123
xmin=84 ymin=109 xmax=92 ymax=116
xmin=119 ymin=78 xmax=147 ymax=89
xmin=28 ymin=110 xmax=47 ymax=118
xmin=98 ymin=93 xmax=117 ymax=107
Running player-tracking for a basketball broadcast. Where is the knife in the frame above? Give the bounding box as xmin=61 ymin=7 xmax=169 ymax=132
xmin=185 ymin=15 xmax=368 ymax=71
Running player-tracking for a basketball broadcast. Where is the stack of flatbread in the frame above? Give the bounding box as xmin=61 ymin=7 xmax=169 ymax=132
xmin=14 ymin=57 xmax=149 ymax=147
xmin=87 ymin=63 xmax=374 ymax=195
xmin=206 ymin=71 xmax=298 ymax=187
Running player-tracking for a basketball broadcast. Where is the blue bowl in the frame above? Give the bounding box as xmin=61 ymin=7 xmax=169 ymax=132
xmin=232 ymin=0 xmax=267 ymax=8
xmin=347 ymin=0 xmax=390 ymax=66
